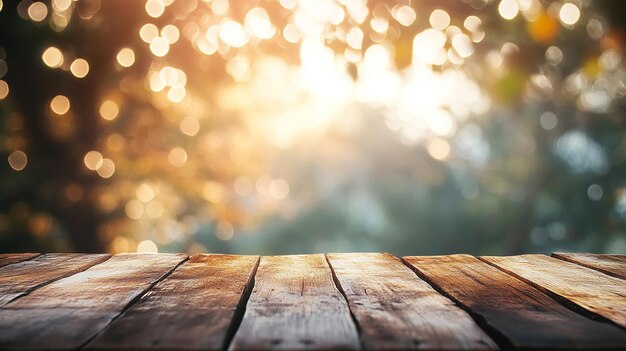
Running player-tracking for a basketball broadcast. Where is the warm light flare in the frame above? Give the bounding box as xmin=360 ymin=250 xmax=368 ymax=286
xmin=50 ymin=95 xmax=70 ymax=115
xmin=145 ymin=0 xmax=164 ymax=18
xmin=559 ymin=3 xmax=580 ymax=26
xmin=430 ymin=9 xmax=451 ymax=30
xmin=219 ymin=20 xmax=248 ymax=48
xmin=42 ymin=47 xmax=63 ymax=68
xmin=8 ymin=151 xmax=28 ymax=171
xmin=70 ymin=58 xmax=89 ymax=78
xmin=136 ymin=239 xmax=158 ymax=253
xmin=84 ymin=150 xmax=103 ymax=171
xmin=99 ymin=100 xmax=119 ymax=120
xmin=0 ymin=80 xmax=8 ymax=100
xmin=116 ymin=48 xmax=135 ymax=67
xmin=27 ymin=2 xmax=48 ymax=22
xmin=498 ymin=0 xmax=519 ymax=20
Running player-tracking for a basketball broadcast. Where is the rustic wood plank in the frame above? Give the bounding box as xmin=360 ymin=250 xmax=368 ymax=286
xmin=327 ymin=253 xmax=496 ymax=350
xmin=0 ymin=253 xmax=40 ymax=268
xmin=0 ymin=253 xmax=110 ymax=307
xmin=481 ymin=254 xmax=626 ymax=330
xmin=0 ymin=253 xmax=186 ymax=350
xmin=404 ymin=254 xmax=626 ymax=349
xmin=229 ymin=254 xmax=360 ymax=351
xmin=86 ymin=254 xmax=259 ymax=351
xmin=553 ymin=252 xmax=626 ymax=280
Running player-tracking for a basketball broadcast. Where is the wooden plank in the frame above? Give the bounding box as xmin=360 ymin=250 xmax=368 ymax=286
xmin=481 ymin=254 xmax=626 ymax=330
xmin=229 ymin=254 xmax=360 ymax=351
xmin=553 ymin=252 xmax=626 ymax=280
xmin=404 ymin=254 xmax=626 ymax=349
xmin=86 ymin=254 xmax=259 ymax=351
xmin=0 ymin=253 xmax=110 ymax=306
xmin=0 ymin=253 xmax=186 ymax=350
xmin=0 ymin=253 xmax=40 ymax=268
xmin=327 ymin=253 xmax=496 ymax=350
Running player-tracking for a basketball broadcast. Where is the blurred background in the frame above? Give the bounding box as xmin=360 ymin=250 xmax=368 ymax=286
xmin=0 ymin=0 xmax=625 ymax=256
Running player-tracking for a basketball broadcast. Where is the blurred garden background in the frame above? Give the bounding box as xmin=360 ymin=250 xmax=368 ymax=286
xmin=0 ymin=0 xmax=625 ymax=255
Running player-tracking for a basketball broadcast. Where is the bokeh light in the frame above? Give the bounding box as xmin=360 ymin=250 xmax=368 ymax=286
xmin=149 ymin=36 xmax=169 ymax=57
xmin=70 ymin=58 xmax=89 ymax=78
xmin=0 ymin=80 xmax=8 ymax=99
xmin=50 ymin=95 xmax=70 ymax=115
xmin=560 ymin=3 xmax=581 ymax=26
xmin=96 ymin=159 xmax=115 ymax=178
xmin=137 ymin=239 xmax=158 ymax=253
xmin=144 ymin=0 xmax=164 ymax=18
xmin=393 ymin=5 xmax=416 ymax=27
xmin=430 ymin=9 xmax=450 ymax=31
xmin=99 ymin=100 xmax=119 ymax=120
xmin=116 ymin=48 xmax=135 ymax=67
xmin=167 ymin=147 xmax=187 ymax=167
xmin=27 ymin=2 xmax=47 ymax=22
xmin=42 ymin=47 xmax=63 ymax=68
xmin=499 ymin=0 xmax=519 ymax=20
xmin=83 ymin=151 xmax=103 ymax=171
xmin=8 ymin=151 xmax=28 ymax=171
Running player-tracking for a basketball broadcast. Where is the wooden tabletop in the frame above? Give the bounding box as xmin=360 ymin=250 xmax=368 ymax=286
xmin=0 ymin=253 xmax=625 ymax=350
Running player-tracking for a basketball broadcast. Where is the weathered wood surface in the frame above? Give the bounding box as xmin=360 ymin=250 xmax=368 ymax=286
xmin=553 ymin=252 xmax=626 ymax=280
xmin=0 ymin=253 xmax=39 ymax=268
xmin=404 ymin=254 xmax=626 ymax=349
xmin=229 ymin=254 xmax=360 ymax=350
xmin=327 ymin=253 xmax=496 ymax=350
xmin=1 ymin=252 xmax=625 ymax=350
xmin=0 ymin=253 xmax=186 ymax=350
xmin=482 ymin=254 xmax=626 ymax=329
xmin=0 ymin=253 xmax=110 ymax=306
xmin=86 ymin=254 xmax=259 ymax=351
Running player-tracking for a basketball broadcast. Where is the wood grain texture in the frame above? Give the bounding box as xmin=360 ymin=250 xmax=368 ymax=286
xmin=482 ymin=254 xmax=626 ymax=330
xmin=86 ymin=254 xmax=259 ymax=351
xmin=229 ymin=254 xmax=360 ymax=351
xmin=553 ymin=252 xmax=626 ymax=280
xmin=0 ymin=253 xmax=110 ymax=306
xmin=404 ymin=254 xmax=626 ymax=349
xmin=0 ymin=253 xmax=186 ymax=350
xmin=0 ymin=253 xmax=39 ymax=268
xmin=327 ymin=253 xmax=496 ymax=350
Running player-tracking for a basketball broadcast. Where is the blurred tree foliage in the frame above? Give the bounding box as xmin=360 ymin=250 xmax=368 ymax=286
xmin=0 ymin=0 xmax=625 ymax=255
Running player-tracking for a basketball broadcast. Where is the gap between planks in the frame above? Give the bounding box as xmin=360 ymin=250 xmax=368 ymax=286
xmin=0 ymin=254 xmax=111 ymax=307
xmin=404 ymin=254 xmax=626 ymax=349
xmin=324 ymin=254 xmax=364 ymax=350
xmin=399 ymin=256 xmax=512 ymax=349
xmin=77 ymin=256 xmax=191 ymax=349
xmin=83 ymin=255 xmax=260 ymax=351
xmin=328 ymin=253 xmax=497 ymax=350
xmin=479 ymin=255 xmax=626 ymax=330
xmin=0 ymin=254 xmax=187 ymax=350
xmin=228 ymin=255 xmax=361 ymax=350
xmin=221 ymin=256 xmax=261 ymax=351
xmin=0 ymin=253 xmax=41 ymax=268
xmin=552 ymin=252 xmax=626 ymax=280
